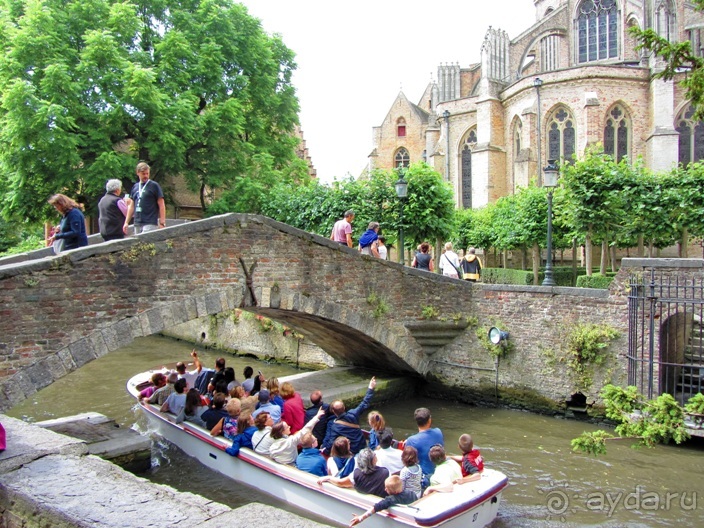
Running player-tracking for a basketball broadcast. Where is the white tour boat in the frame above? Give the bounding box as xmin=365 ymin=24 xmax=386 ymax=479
xmin=127 ymin=371 xmax=508 ymax=528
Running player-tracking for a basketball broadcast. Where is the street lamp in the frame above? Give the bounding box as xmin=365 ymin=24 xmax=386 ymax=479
xmin=542 ymin=159 xmax=559 ymax=286
xmin=395 ymin=172 xmax=408 ymax=265
xmin=442 ymin=110 xmax=450 ymax=181
xmin=533 ymin=78 xmax=543 ymax=186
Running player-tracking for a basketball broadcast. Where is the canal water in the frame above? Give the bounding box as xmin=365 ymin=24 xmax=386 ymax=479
xmin=7 ymin=335 xmax=704 ymax=527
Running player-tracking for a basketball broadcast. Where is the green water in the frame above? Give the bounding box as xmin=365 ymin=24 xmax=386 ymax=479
xmin=7 ymin=335 xmax=704 ymax=527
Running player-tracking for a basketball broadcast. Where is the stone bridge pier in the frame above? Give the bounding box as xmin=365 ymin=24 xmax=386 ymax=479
xmin=1 ymin=214 xmax=634 ymax=413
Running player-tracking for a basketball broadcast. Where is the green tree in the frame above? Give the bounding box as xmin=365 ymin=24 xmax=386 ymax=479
xmin=0 ymin=0 xmax=305 ymax=223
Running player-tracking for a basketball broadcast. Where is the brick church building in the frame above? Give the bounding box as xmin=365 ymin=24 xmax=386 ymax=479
xmin=369 ymin=0 xmax=704 ymax=209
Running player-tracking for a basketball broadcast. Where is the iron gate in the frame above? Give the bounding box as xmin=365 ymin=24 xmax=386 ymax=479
xmin=628 ymin=269 xmax=704 ymax=404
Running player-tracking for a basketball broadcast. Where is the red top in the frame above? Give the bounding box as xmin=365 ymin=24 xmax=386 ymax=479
xmin=461 ymin=449 xmax=484 ymax=476
xmin=282 ymin=392 xmax=306 ymax=434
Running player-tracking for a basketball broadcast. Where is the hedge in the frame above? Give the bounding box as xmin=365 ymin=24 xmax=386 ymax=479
xmin=575 ymin=273 xmax=616 ymax=289
xmin=481 ymin=267 xmax=616 ymax=288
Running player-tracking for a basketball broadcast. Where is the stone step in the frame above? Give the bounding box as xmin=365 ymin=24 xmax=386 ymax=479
xmin=36 ymin=412 xmax=151 ymax=472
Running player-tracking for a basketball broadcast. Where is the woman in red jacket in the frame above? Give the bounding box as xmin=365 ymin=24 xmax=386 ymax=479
xmin=280 ymin=381 xmax=306 ymax=434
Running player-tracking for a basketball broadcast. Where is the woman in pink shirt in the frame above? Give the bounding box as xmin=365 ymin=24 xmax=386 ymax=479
xmin=280 ymin=381 xmax=306 ymax=434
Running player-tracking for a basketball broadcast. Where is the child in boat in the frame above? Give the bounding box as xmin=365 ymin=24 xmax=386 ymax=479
xmin=450 ymin=433 xmax=484 ymax=483
xmin=423 ymin=444 xmax=462 ymax=496
xmin=399 ymin=445 xmax=422 ymax=499
xmin=349 ymin=475 xmax=417 ymax=526
xmin=295 ymin=432 xmax=328 ymax=476
xmin=225 ymin=411 xmax=257 ymax=457
xmin=367 ymin=410 xmax=386 ymax=450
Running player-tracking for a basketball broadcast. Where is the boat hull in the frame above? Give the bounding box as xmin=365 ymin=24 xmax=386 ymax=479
xmin=130 ymin=373 xmax=506 ymax=528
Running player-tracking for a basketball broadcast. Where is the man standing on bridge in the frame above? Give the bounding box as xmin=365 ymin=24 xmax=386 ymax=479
xmin=123 ymin=162 xmax=166 ymax=234
xmin=322 ymin=376 xmax=376 ymax=455
xmin=330 ymin=210 xmax=355 ymax=247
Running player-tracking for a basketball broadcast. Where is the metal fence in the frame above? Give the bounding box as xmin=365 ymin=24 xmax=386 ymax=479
xmin=628 ymin=269 xmax=704 ymax=404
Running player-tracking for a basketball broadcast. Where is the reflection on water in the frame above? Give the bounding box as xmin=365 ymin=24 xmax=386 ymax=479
xmin=7 ymin=335 xmax=704 ymax=527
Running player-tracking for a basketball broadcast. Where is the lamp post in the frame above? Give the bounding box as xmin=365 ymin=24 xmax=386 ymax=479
xmin=533 ymin=78 xmax=543 ymax=186
xmin=542 ymin=159 xmax=559 ymax=286
xmin=395 ymin=172 xmax=408 ymax=265
xmin=442 ymin=110 xmax=450 ymax=181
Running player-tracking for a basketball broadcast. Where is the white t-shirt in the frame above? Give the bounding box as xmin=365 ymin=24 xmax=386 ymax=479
xmin=377 ymin=245 xmax=388 ymax=260
xmin=180 ymin=369 xmax=199 ymax=390
xmin=375 ymin=447 xmax=404 ymax=474
xmin=440 ymin=251 xmax=460 ymax=277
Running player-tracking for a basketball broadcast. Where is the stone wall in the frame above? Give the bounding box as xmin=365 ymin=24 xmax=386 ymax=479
xmin=6 ymin=215 xmax=697 ymax=415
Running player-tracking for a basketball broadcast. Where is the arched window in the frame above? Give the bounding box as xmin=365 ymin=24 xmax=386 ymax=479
xmin=655 ymin=0 xmax=676 ymax=42
xmin=577 ymin=0 xmax=619 ymax=63
xmin=397 ymin=117 xmax=407 ymax=137
xmin=461 ymin=129 xmax=477 ymax=208
xmin=394 ymin=147 xmax=410 ymax=168
xmin=515 ymin=122 xmax=522 ymax=154
xmin=676 ymin=105 xmax=704 ymax=166
xmin=604 ymin=104 xmax=629 ymax=162
xmin=547 ymin=107 xmax=576 ymax=163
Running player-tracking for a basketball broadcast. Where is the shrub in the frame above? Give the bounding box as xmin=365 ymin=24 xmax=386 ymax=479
xmin=576 ymin=273 xmax=615 ymax=289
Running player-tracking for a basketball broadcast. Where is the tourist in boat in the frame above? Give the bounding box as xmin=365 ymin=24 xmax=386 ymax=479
xmin=295 ymin=432 xmax=328 ymax=477
xmin=449 ymin=433 xmax=484 ymax=483
xmin=399 ymin=445 xmax=422 ymax=499
xmin=322 ymin=376 xmax=377 ymax=455
xmin=305 ymin=390 xmax=331 ymax=446
xmin=269 ymin=406 xmax=325 ymax=465
xmin=139 ymin=372 xmax=166 ymax=399
xmin=144 ymin=371 xmax=178 ymax=406
xmin=175 ymin=388 xmax=207 ymax=427
xmin=423 ymin=445 xmax=462 ymax=496
xmin=241 ymin=366 xmax=255 ymax=394
xmin=225 ymin=411 xmax=257 ymax=457
xmin=318 ymin=447 xmax=389 ymax=497
xmin=367 ymin=411 xmax=386 ymax=450
xmin=327 ymin=436 xmax=356 ymax=477
xmin=206 ymin=357 xmax=227 ymax=394
xmin=175 ymin=349 xmax=202 ymax=389
xmin=374 ymin=430 xmax=404 ymax=474
xmin=160 ymin=378 xmax=188 ymax=416
xmin=230 ymin=385 xmax=245 ymax=400
xmin=265 ymin=378 xmax=285 ymax=411
xmin=210 ymin=398 xmax=241 ymax=439
xmin=280 ymin=381 xmax=305 ymax=434
xmin=404 ymin=407 xmax=443 ymax=481
xmin=251 ymin=412 xmax=275 ymax=455
xmin=349 ymin=475 xmax=417 ymax=526
xmin=252 ymin=389 xmax=282 ymax=423
xmin=201 ymin=393 xmax=229 ymax=431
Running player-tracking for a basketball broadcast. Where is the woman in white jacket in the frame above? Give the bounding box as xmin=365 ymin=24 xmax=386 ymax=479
xmin=269 ymin=406 xmax=325 ymax=464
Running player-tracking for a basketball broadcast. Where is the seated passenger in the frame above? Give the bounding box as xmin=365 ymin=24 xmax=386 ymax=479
xmin=327 ymin=436 xmax=356 ymax=478
xmin=210 ymin=398 xmax=241 ymax=439
xmin=225 ymin=411 xmax=257 ymax=457
xmin=295 ymin=432 xmax=328 ymax=477
xmin=367 ymin=411 xmax=386 ymax=450
xmin=201 ymin=393 xmax=229 ymax=431
xmin=280 ymin=381 xmax=305 ymax=434
xmin=374 ymin=429 xmax=404 ymax=474
xmin=424 ymin=445 xmax=462 ymax=496
xmin=349 ymin=475 xmax=417 ymax=526
xmin=399 ymin=446 xmax=422 ymax=500
xmin=251 ymin=412 xmax=275 ymax=455
xmin=161 ymin=378 xmax=188 ymax=416
xmin=139 ymin=372 xmax=166 ymax=399
xmin=252 ymin=389 xmax=282 ymax=423
xmin=224 ymin=366 xmax=239 ymax=392
xmin=266 ymin=378 xmax=285 ymax=411
xmin=269 ymin=406 xmax=325 ymax=465
xmin=241 ymin=366 xmax=255 ymax=394
xmin=229 ymin=385 xmax=245 ymax=401
xmin=318 ymin=448 xmax=389 ymax=497
xmin=176 ymin=349 xmax=202 ymax=389
xmin=449 ymin=433 xmax=484 ymax=482
xmin=146 ymin=371 xmax=178 ymax=406
xmin=176 ymin=388 xmax=208 ymax=427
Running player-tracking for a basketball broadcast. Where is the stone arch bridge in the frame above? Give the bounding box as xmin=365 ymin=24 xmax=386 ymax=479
xmin=0 ymin=214 xmax=632 ymax=412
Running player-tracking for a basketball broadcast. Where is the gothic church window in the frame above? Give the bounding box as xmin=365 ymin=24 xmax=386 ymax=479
xmin=688 ymin=29 xmax=704 ymax=58
xmin=604 ymin=105 xmax=629 ymax=162
xmin=577 ymin=0 xmax=619 ymax=63
xmin=397 ymin=117 xmax=407 ymax=137
xmin=676 ymin=105 xmax=704 ymax=166
xmin=395 ymin=147 xmax=410 ymax=168
xmin=655 ymin=0 xmax=676 ymax=42
xmin=461 ymin=130 xmax=477 ymax=208
xmin=547 ymin=107 xmax=576 ymax=163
